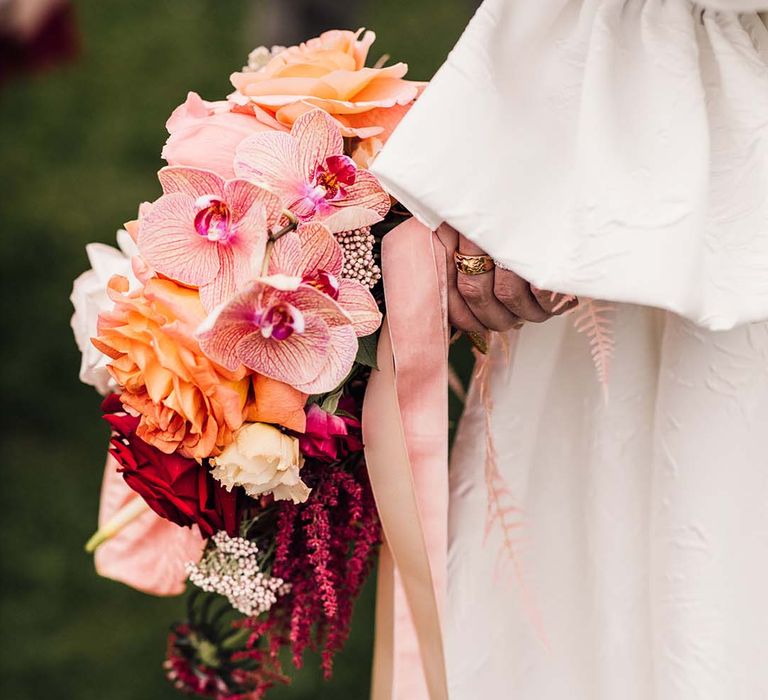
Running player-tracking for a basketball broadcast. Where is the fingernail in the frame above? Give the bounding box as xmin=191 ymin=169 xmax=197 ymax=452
xmin=467 ymin=331 xmax=489 ymax=354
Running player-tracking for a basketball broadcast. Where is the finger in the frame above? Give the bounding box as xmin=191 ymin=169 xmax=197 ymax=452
xmin=434 ymin=226 xmax=485 ymax=333
xmin=457 ymin=235 xmax=520 ymax=331
xmin=531 ymin=287 xmax=579 ymax=316
xmin=457 ymin=234 xmax=487 ymax=257
xmin=494 ymin=269 xmax=551 ymax=322
xmin=448 ymin=287 xmax=486 ymax=332
xmin=435 ymin=222 xmax=459 ymax=251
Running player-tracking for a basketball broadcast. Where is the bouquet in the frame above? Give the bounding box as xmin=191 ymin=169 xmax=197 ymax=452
xmin=70 ymin=29 xmax=423 ymax=699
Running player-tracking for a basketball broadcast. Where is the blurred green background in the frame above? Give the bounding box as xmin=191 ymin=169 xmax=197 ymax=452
xmin=0 ymin=1 xmax=476 ymax=698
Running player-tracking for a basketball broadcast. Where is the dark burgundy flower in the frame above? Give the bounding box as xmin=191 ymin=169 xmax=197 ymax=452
xmin=0 ymin=1 xmax=79 ymax=85
xmin=165 ymin=620 xmax=283 ymax=700
xmin=102 ymin=394 xmax=240 ymax=537
xmin=298 ymin=398 xmax=363 ymax=462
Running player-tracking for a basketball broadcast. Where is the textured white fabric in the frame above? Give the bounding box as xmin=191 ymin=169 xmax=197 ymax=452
xmin=371 ymin=1 xmax=768 ymax=698
xmin=448 ymin=314 xmax=768 ymax=700
xmin=372 ymin=0 xmax=768 ymax=330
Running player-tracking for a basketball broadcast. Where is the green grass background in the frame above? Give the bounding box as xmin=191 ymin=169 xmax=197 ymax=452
xmin=0 ymin=1 xmax=476 ymax=698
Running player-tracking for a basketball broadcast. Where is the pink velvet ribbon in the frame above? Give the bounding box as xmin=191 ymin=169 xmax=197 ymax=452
xmin=363 ymin=218 xmax=450 ymax=700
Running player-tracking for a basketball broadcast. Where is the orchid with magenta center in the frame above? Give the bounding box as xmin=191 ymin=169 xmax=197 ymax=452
xmin=137 ymin=166 xmax=282 ymax=310
xmin=234 ymin=109 xmax=390 ymax=221
xmin=257 ymin=301 xmax=305 ymax=340
xmin=69 ymin=25 xmax=417 ymax=700
xmin=197 ymin=274 xmax=356 ymax=394
xmin=311 ymin=154 xmax=357 ymax=203
xmin=268 ymin=222 xmax=382 ymax=338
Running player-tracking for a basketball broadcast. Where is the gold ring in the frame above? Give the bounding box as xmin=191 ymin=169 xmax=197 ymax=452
xmin=454 ymin=251 xmax=495 ymax=275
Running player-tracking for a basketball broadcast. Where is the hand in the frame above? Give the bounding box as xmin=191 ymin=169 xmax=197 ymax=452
xmin=434 ymin=224 xmax=577 ymax=334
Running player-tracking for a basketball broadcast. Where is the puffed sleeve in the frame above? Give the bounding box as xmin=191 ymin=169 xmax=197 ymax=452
xmin=371 ymin=0 xmax=768 ymax=330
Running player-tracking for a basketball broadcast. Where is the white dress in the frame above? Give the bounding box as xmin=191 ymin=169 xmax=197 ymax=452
xmin=371 ymin=1 xmax=768 ymax=698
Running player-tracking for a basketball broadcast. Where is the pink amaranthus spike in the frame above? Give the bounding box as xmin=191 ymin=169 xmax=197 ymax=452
xmin=234 ymin=109 xmax=391 ymax=221
xmin=269 ymin=222 xmax=381 ymax=337
xmin=137 ymin=166 xmax=283 ymax=310
xmin=197 ymin=274 xmax=357 ymax=394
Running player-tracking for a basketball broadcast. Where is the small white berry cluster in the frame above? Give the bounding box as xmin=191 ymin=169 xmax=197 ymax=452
xmin=243 ymin=45 xmax=286 ymax=73
xmin=336 ymin=226 xmax=381 ymax=289
xmin=185 ymin=532 xmax=290 ymax=617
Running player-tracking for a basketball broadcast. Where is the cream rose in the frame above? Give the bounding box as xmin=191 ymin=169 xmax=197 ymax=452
xmin=210 ymin=423 xmax=310 ymax=504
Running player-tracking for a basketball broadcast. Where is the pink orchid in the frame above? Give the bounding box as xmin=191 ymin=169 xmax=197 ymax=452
xmin=233 ymin=108 xmax=390 ymax=222
xmin=197 ymin=274 xmax=357 ymax=394
xmin=269 ymin=222 xmax=381 ymax=338
xmin=137 ymin=166 xmax=283 ymax=310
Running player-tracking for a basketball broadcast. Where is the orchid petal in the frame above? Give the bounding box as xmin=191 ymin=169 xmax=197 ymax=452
xmin=234 ymin=131 xmax=304 ymax=202
xmin=283 ymin=285 xmax=351 ymax=326
xmin=197 ymin=293 xmax=260 ymax=371
xmin=235 ymin=315 xmax=330 ymax=385
xmin=321 ymin=207 xmax=383 ymax=233
xmin=224 ymin=179 xmax=282 ymax=227
xmin=158 ymin=166 xmax=225 ymax=199
xmin=268 ymin=231 xmax=304 ymax=277
xmin=138 ymin=193 xmax=220 ymax=286
xmin=230 ymin=229 xmax=264 ymax=290
xmin=335 ymin=169 xmax=390 ymax=216
xmin=199 ymin=245 xmax=237 ymax=311
xmin=269 ymin=225 xmax=344 ymax=280
xmin=258 ymin=274 xmax=303 ymax=292
xmin=229 ymin=201 xmax=273 ymax=282
xmin=291 ymin=109 xmax=344 ymax=181
xmin=298 ymin=222 xmax=344 ymax=277
xmin=337 ymin=279 xmax=382 ymax=336
xmin=293 ymin=324 xmax=357 ymax=394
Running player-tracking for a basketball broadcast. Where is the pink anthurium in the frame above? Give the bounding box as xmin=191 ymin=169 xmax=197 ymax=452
xmin=197 ymin=274 xmax=357 ymax=394
xmin=233 ymin=108 xmax=391 ymax=222
xmin=137 ymin=166 xmax=283 ymax=310
xmin=93 ymin=456 xmax=206 ymax=596
xmin=269 ymin=222 xmax=382 ymax=337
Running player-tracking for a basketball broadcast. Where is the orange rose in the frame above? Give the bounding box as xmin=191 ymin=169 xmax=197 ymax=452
xmin=93 ymin=277 xmax=307 ymax=459
xmin=230 ymin=29 xmax=424 ymax=164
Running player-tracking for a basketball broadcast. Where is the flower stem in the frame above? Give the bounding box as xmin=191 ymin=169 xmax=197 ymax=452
xmin=269 ymin=209 xmax=298 ymax=242
xmin=84 ymin=496 xmax=150 ymax=553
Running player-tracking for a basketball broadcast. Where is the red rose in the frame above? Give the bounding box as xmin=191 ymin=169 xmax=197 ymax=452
xmin=102 ymin=395 xmax=240 ymax=537
xmin=298 ymin=398 xmax=363 ymax=463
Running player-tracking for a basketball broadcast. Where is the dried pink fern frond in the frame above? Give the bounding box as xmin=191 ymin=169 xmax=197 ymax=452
xmin=447 ymin=362 xmax=466 ymax=403
xmin=474 ymin=348 xmax=524 ymax=556
xmin=551 ymin=293 xmax=577 ymax=313
xmin=570 ymin=298 xmax=615 ymax=401
xmin=474 ymin=342 xmax=548 ymax=646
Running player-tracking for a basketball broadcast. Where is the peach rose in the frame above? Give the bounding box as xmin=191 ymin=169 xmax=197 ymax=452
xmin=161 ymin=92 xmax=285 ymax=179
xmin=230 ymin=29 xmax=424 ymax=164
xmin=93 ymin=276 xmax=253 ymax=460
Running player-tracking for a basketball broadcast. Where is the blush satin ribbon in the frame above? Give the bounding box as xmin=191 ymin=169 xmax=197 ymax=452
xmin=363 ymin=218 xmax=450 ymax=700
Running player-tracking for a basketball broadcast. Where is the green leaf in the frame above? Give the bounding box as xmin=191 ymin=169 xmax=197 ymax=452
xmin=320 ymin=386 xmax=343 ymax=414
xmin=355 ymin=333 xmax=379 ymax=369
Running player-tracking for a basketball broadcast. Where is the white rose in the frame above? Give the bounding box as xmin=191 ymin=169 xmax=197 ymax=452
xmin=210 ymin=423 xmax=310 ymax=504
xmin=70 ymin=230 xmax=140 ymax=395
